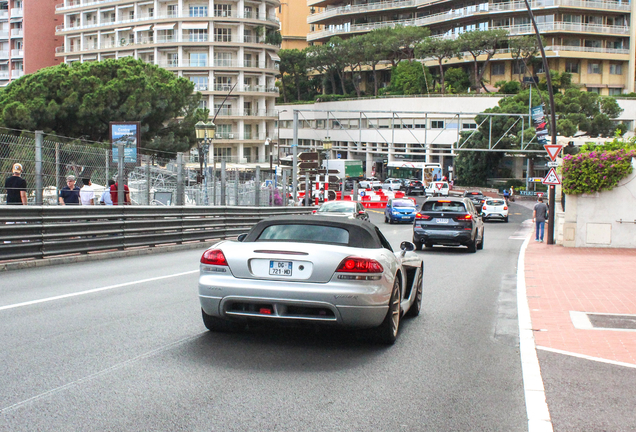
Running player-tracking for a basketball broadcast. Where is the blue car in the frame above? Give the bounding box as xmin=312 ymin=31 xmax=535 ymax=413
xmin=384 ymin=198 xmax=418 ymax=224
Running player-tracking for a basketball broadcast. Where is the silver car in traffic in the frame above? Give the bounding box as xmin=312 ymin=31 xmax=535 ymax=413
xmin=198 ymin=215 xmax=424 ymax=344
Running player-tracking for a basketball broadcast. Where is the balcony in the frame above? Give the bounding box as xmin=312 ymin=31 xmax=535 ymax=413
xmin=0 ymin=10 xmax=8 ymax=19
xmin=214 ymin=132 xmax=236 ymax=139
xmin=10 ymin=28 xmax=23 ymax=37
xmin=0 ymin=50 xmax=7 ymax=58
xmin=11 ymin=69 xmax=23 ymax=78
xmin=308 ymin=0 xmax=415 ymax=24
xmin=10 ymin=7 xmax=23 ymax=17
xmin=545 ymin=45 xmax=630 ymax=55
xmin=0 ymin=71 xmax=9 ymax=80
xmin=0 ymin=30 xmax=7 ymax=39
xmin=10 ymin=49 xmax=23 ymax=57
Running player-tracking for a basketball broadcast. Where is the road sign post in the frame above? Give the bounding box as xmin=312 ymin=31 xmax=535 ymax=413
xmin=542 ymin=144 xmax=562 ymax=245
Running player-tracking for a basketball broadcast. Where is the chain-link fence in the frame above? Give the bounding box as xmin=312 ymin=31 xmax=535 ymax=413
xmin=1 ymin=128 xmax=290 ymax=206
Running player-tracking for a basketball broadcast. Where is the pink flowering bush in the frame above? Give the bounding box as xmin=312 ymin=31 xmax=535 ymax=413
xmin=562 ymin=149 xmax=636 ymax=195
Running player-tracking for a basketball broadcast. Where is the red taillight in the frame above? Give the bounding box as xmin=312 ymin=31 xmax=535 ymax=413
xmin=504 ymin=206 xmax=508 ymax=210
xmin=201 ymin=249 xmax=228 ymax=266
xmin=456 ymin=214 xmax=473 ymax=220
xmin=482 ymin=205 xmax=487 ymax=210
xmin=312 ymin=210 xmax=317 ymax=213
xmin=336 ymin=257 xmax=384 ymax=273
xmin=416 ymin=213 xmax=431 ymax=220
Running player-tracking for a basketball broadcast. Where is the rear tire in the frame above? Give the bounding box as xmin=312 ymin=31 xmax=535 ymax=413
xmin=373 ymin=278 xmax=401 ymax=344
xmin=405 ymin=267 xmax=423 ymax=318
xmin=467 ymin=238 xmax=477 ymax=253
xmin=477 ymin=232 xmax=484 ymax=250
xmin=504 ymin=216 xmax=509 ymax=223
xmin=413 ymin=240 xmax=422 ymax=250
xmin=202 ymin=309 xmax=244 ymax=332
xmin=424 ymin=242 xmax=433 ymax=248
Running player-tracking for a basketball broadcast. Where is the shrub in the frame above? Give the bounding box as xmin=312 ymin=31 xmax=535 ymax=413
xmin=562 ymin=149 xmax=636 ymax=195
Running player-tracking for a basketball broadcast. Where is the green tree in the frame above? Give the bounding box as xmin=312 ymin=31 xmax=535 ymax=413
xmin=361 ymin=30 xmax=391 ymax=96
xmin=416 ymin=38 xmax=459 ymax=94
xmin=342 ymin=37 xmax=367 ymax=97
xmin=0 ymin=58 xmax=203 ymax=155
xmin=457 ymin=29 xmax=509 ymax=93
xmin=278 ymin=49 xmax=309 ymax=102
xmin=389 ymin=61 xmax=431 ymax=95
xmin=383 ymin=26 xmax=430 ymax=66
xmin=509 ymin=35 xmax=540 ymax=82
xmin=444 ymin=67 xmax=471 ymax=93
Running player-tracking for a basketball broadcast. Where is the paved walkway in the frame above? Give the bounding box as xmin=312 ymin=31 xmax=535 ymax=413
xmin=524 ymin=239 xmax=636 ymax=366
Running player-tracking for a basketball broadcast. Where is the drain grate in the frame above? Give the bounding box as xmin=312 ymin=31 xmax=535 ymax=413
xmin=588 ymin=314 xmax=636 ymax=330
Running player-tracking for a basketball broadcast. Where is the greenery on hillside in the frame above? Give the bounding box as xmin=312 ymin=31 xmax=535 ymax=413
xmin=0 ymin=57 xmax=206 ymax=156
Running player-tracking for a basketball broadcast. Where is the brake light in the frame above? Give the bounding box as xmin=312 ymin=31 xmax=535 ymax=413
xmin=456 ymin=214 xmax=473 ymax=220
xmin=336 ymin=257 xmax=384 ymax=273
xmin=438 ymin=200 xmax=451 ymax=203
xmin=312 ymin=210 xmax=317 ymax=213
xmin=504 ymin=206 xmax=508 ymax=210
xmin=415 ymin=213 xmax=431 ymax=220
xmin=201 ymin=249 xmax=228 ymax=266
xmin=482 ymin=205 xmax=487 ymax=210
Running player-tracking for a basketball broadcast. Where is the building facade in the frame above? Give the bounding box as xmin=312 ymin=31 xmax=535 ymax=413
xmin=55 ymin=0 xmax=281 ymax=165
xmin=306 ymin=0 xmax=636 ymax=95
xmin=0 ymin=0 xmax=60 ymax=86
xmin=277 ymin=0 xmax=310 ymax=49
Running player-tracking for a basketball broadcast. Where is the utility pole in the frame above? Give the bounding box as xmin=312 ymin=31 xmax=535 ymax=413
xmin=523 ymin=0 xmax=557 ymax=245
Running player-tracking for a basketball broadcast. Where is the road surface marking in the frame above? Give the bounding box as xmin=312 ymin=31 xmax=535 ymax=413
xmin=0 ymin=332 xmax=204 ymax=413
xmin=537 ymin=346 xmax=636 ymax=369
xmin=517 ymin=233 xmax=554 ymax=432
xmin=0 ymin=270 xmax=198 ymax=312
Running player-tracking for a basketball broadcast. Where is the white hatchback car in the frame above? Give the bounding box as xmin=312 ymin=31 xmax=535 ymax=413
xmin=425 ymin=181 xmax=449 ymax=196
xmin=481 ymin=198 xmax=509 ymax=222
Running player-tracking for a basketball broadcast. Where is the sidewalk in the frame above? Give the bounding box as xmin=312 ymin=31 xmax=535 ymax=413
xmin=524 ymin=239 xmax=636 ymax=366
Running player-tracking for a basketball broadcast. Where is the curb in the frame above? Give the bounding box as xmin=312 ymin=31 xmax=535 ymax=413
xmin=517 ymin=233 xmax=554 ymax=432
xmin=0 ymin=240 xmax=221 ymax=273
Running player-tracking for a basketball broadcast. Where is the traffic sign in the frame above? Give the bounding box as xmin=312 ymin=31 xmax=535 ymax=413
xmin=547 ymin=161 xmax=559 ymax=167
xmin=298 ymin=152 xmax=319 ymax=161
xmin=298 ymin=161 xmax=320 ymax=169
xmin=544 ymin=144 xmax=563 ymax=161
xmin=542 ymin=168 xmax=561 ymax=185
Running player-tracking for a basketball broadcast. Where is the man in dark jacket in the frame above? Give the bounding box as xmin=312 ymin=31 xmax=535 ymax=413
xmin=59 ymin=175 xmax=81 ymax=205
xmin=5 ymin=163 xmax=27 ymax=205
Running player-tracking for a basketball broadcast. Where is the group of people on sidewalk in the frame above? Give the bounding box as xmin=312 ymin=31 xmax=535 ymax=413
xmin=4 ymin=163 xmax=130 ymax=206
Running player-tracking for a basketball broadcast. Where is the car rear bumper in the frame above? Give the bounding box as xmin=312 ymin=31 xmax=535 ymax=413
xmin=199 ymin=277 xmax=391 ymax=328
xmin=413 ymin=228 xmax=472 ymax=245
xmin=483 ymin=212 xmax=508 ymax=220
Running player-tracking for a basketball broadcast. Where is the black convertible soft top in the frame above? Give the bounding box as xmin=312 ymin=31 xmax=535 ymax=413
xmin=244 ymin=215 xmax=384 ymax=249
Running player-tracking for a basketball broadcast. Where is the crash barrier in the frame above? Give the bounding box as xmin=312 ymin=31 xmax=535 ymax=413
xmin=0 ymin=206 xmax=314 ymax=262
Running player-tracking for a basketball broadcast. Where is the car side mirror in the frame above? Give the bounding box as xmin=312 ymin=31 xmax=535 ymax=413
xmin=400 ymin=241 xmax=416 ymax=251
xmin=237 ymin=233 xmax=248 ymax=242
xmin=358 ymin=210 xmax=366 ymax=215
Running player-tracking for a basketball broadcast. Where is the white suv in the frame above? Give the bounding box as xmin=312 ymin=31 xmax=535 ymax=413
xmin=425 ymin=181 xmax=450 ymax=196
xmin=481 ymin=198 xmax=509 ymax=222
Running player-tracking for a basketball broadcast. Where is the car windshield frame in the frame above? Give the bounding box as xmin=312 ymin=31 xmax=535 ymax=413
xmin=486 ymin=199 xmax=505 ymax=205
xmin=257 ymin=224 xmax=350 ymax=245
xmin=421 ymin=200 xmax=467 ymax=212
xmin=392 ymin=199 xmax=416 ymax=208
xmin=317 ymin=202 xmax=356 ymax=213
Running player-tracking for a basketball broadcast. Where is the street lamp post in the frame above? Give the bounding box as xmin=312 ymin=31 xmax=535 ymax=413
xmin=323 ymin=137 xmax=332 ymax=199
xmin=195 ymin=121 xmax=216 ymax=206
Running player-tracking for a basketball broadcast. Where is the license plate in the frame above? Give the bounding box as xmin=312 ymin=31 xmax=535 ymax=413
xmin=436 ymin=218 xmax=449 ymax=224
xmin=269 ymin=260 xmax=292 ymax=276
xmin=402 ymin=216 xmax=410 ymax=219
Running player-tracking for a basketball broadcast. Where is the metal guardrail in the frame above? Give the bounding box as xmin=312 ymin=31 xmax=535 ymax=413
xmin=0 ymin=206 xmax=313 ymax=261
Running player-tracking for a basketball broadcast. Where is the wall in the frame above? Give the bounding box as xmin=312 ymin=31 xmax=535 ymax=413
xmin=562 ymin=158 xmax=636 ymax=248
xmin=24 ymin=0 xmax=61 ymax=74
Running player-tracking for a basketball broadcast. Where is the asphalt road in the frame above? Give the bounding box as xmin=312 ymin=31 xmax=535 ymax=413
xmin=1 ymin=201 xmax=534 ymax=431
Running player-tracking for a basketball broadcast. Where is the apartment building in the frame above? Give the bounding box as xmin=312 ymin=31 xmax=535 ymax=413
xmin=55 ymin=0 xmax=281 ymax=165
xmin=0 ymin=0 xmax=60 ymax=86
xmin=306 ymin=0 xmax=636 ymax=95
xmin=277 ymin=0 xmax=310 ymax=49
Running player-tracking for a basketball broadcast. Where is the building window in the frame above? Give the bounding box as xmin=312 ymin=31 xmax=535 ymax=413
xmin=462 ymin=123 xmax=477 ymax=129
xmin=584 ymin=39 xmax=602 ymax=48
xmin=188 ymin=29 xmax=207 ymax=42
xmin=610 ymin=63 xmax=623 ymax=75
xmin=167 ymin=4 xmax=178 ymax=17
xmin=214 ymin=4 xmax=232 ymax=17
xmin=609 ymin=88 xmax=622 ymax=96
xmin=214 ymin=52 xmax=233 ymax=67
xmin=565 ymin=60 xmax=579 ymax=74
xmin=513 ymin=61 xmax=526 ymax=75
xmin=244 ymin=6 xmax=253 ymax=18
xmin=198 ymin=99 xmax=207 ymax=109
xmin=587 ymin=87 xmax=601 ymax=94
xmin=215 ymin=76 xmax=232 ymax=91
xmin=215 ymin=28 xmax=232 ymax=42
xmin=431 ymin=120 xmax=444 ymax=129
xmin=189 ymin=5 xmax=207 ymax=17
xmin=491 ymin=63 xmax=505 ymax=75
xmin=190 ymin=76 xmax=208 ymax=91
xmin=587 ymin=62 xmax=601 ymax=74
xmin=244 ymin=53 xmax=253 ymax=67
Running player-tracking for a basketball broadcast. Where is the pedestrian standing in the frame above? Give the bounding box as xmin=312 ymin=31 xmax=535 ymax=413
xmin=59 ymin=175 xmax=81 ymax=205
xmin=110 ymin=181 xmax=131 ymax=205
xmin=4 ymin=163 xmax=27 ymax=205
xmin=532 ymin=197 xmax=549 ymax=242
xmin=79 ymin=178 xmax=95 ymax=205
xmin=509 ymin=185 xmax=515 ymax=202
xmin=99 ymin=179 xmax=115 ymax=205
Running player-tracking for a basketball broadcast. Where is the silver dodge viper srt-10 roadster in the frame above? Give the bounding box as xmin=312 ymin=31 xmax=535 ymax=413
xmin=198 ymin=215 xmax=424 ymax=344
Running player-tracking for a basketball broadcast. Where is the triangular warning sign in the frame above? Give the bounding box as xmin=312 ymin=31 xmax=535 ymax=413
xmin=542 ymin=168 xmax=561 ymax=185
xmin=544 ymin=144 xmax=563 ymax=161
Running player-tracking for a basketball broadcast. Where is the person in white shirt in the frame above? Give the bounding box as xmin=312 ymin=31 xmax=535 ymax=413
xmin=80 ymin=178 xmax=95 ymax=205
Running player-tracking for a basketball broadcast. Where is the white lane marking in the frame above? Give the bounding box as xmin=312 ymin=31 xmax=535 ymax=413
xmin=570 ymin=311 xmax=594 ymax=330
xmin=517 ymin=233 xmax=554 ymax=432
xmin=536 ymin=346 xmax=636 ymax=369
xmin=0 ymin=270 xmax=198 ymax=312
xmin=0 ymin=332 xmax=205 ymax=414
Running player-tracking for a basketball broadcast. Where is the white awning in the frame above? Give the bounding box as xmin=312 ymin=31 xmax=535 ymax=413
xmin=0 ymin=60 xmax=9 ymax=65
xmin=268 ymin=52 xmax=280 ymax=61
xmin=100 ymin=7 xmax=114 ymax=12
xmin=182 ymin=22 xmax=208 ymax=29
xmin=82 ymin=55 xmax=97 ymax=60
xmin=116 ymin=27 xmax=132 ymax=32
xmin=134 ymin=25 xmax=152 ymax=32
xmin=154 ymin=23 xmax=175 ymax=30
